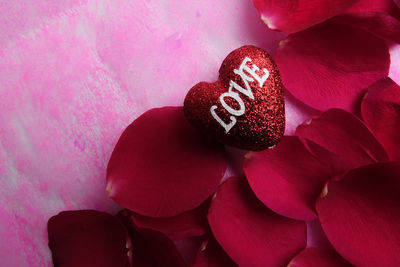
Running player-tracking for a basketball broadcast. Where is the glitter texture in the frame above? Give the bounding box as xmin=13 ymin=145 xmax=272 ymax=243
xmin=184 ymin=45 xmax=285 ymax=151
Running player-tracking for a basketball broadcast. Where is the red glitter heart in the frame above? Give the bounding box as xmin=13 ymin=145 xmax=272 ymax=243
xmin=184 ymin=45 xmax=285 ymax=151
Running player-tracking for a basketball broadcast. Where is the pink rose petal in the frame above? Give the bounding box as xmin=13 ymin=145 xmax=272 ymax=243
xmin=253 ymin=0 xmax=357 ymax=33
xmin=208 ymin=177 xmax=306 ymax=266
xmin=193 ymin=237 xmax=237 ymax=267
xmin=107 ymin=106 xmax=227 ymax=217
xmin=361 ymin=78 xmax=400 ymax=160
xmin=131 ymin=199 xmax=210 ymax=241
xmin=316 ymin=162 xmax=400 ymax=266
xmin=47 ymin=210 xmax=131 ymax=267
xmin=288 ymin=248 xmax=352 ymax=267
xmin=276 ymin=22 xmax=390 ymax=112
xmin=244 ymin=136 xmax=339 ymax=221
xmin=331 ymin=12 xmax=400 ymax=44
xmin=296 ymin=109 xmax=388 ymax=171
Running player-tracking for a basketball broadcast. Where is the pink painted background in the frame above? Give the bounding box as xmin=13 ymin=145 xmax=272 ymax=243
xmin=0 ymin=0 xmax=398 ymax=265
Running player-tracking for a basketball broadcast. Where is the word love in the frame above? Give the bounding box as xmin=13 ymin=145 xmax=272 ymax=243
xmin=183 ymin=45 xmax=285 ymax=151
xmin=210 ymin=57 xmax=270 ymax=133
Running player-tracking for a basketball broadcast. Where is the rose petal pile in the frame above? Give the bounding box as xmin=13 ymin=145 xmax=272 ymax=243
xmin=47 ymin=77 xmax=400 ymax=266
xmin=256 ymin=0 xmax=400 ymax=112
xmin=47 ymin=0 xmax=400 ymax=266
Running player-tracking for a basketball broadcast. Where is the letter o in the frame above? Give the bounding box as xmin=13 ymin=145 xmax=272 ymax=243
xmin=219 ymin=91 xmax=245 ymax=116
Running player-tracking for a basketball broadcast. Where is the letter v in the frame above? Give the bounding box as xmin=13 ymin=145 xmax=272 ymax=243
xmin=229 ymin=80 xmax=254 ymax=100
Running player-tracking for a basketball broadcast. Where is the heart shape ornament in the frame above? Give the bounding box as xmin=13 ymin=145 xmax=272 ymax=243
xmin=184 ymin=45 xmax=285 ymax=151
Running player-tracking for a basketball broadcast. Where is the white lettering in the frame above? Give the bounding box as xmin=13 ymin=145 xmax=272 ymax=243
xmin=219 ymin=91 xmax=245 ymax=116
xmin=229 ymin=80 xmax=254 ymax=100
xmin=210 ymin=105 xmax=236 ymax=133
xmin=210 ymin=56 xmax=270 ymax=133
xmin=234 ymin=57 xmax=270 ymax=88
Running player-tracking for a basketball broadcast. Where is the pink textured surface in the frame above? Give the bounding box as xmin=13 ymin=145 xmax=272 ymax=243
xmin=0 ymin=0 xmax=399 ymax=265
xmin=0 ymin=0 xmax=288 ymax=265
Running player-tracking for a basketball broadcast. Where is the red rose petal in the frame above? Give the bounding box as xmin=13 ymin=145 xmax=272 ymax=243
xmin=175 ymin=237 xmax=205 ymax=266
xmin=288 ymin=248 xmax=352 ymax=267
xmin=307 ymin=219 xmax=335 ymax=249
xmin=253 ymin=0 xmax=356 ymax=33
xmin=207 ymin=177 xmax=307 ymax=266
xmin=292 ymin=220 xmax=352 ymax=266
xmin=296 ymin=109 xmax=388 ymax=171
xmin=47 ymin=210 xmax=131 ymax=267
xmin=107 ymin=106 xmax=227 ymax=217
xmin=117 ymin=210 xmax=187 ymax=267
xmin=276 ymin=22 xmax=390 ymax=112
xmin=332 ymin=12 xmax=400 ymax=44
xmin=345 ymin=0 xmax=400 ymax=16
xmin=316 ymin=162 xmax=400 ymax=266
xmin=131 ymin=199 xmax=210 ymax=241
xmin=361 ymin=78 xmax=400 ymax=160
xmin=243 ymin=136 xmax=339 ymax=221
xmin=193 ymin=237 xmax=237 ymax=267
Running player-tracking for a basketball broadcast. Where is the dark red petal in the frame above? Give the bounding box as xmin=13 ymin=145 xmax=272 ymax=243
xmin=316 ymin=162 xmax=400 ymax=266
xmin=288 ymin=248 xmax=353 ymax=267
xmin=276 ymin=22 xmax=390 ymax=112
xmin=117 ymin=210 xmax=187 ymax=267
xmin=331 ymin=12 xmax=400 ymax=44
xmin=361 ymin=78 xmax=400 ymax=160
xmin=131 ymin=228 xmax=187 ymax=267
xmin=131 ymin=199 xmax=210 ymax=241
xmin=47 ymin=210 xmax=131 ymax=267
xmin=107 ymin=107 xmax=227 ymax=217
xmin=193 ymin=237 xmax=238 ymax=267
xmin=207 ymin=177 xmax=306 ymax=266
xmin=296 ymin=109 xmax=388 ymax=171
xmin=244 ymin=136 xmax=339 ymax=221
xmin=253 ymin=0 xmax=357 ymax=33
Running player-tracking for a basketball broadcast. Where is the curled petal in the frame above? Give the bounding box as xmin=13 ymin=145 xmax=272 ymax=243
xmin=276 ymin=22 xmax=390 ymax=112
xmin=208 ymin=177 xmax=306 ymax=266
xmin=288 ymin=248 xmax=352 ymax=267
xmin=107 ymin=107 xmax=227 ymax=217
xmin=253 ymin=0 xmax=357 ymax=33
xmin=316 ymin=162 xmax=400 ymax=266
xmin=243 ymin=136 xmax=339 ymax=221
xmin=296 ymin=109 xmax=388 ymax=171
xmin=361 ymin=78 xmax=400 ymax=160
xmin=47 ymin=210 xmax=131 ymax=267
xmin=131 ymin=199 xmax=210 ymax=241
xmin=332 ymin=12 xmax=400 ymax=44
xmin=193 ymin=237 xmax=237 ymax=267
